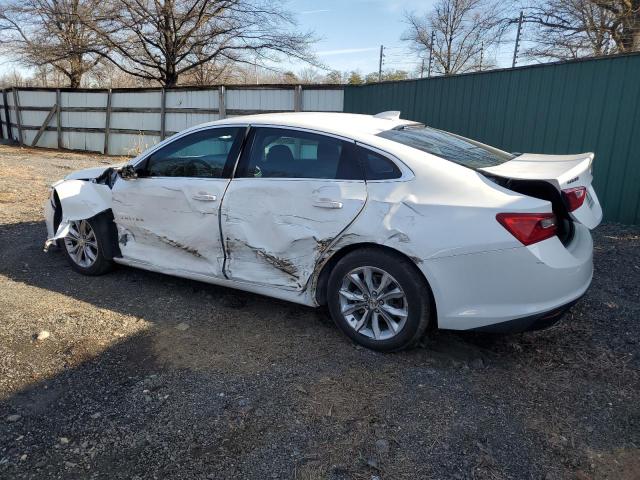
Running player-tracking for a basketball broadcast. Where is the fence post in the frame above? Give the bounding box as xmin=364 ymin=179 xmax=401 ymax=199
xmin=2 ymin=90 xmax=10 ymax=141
xmin=0 ymin=90 xmax=4 ymax=141
xmin=104 ymin=89 xmax=112 ymax=155
xmin=2 ymin=90 xmax=11 ymax=142
xmin=218 ymin=86 xmax=226 ymax=119
xmin=12 ymin=88 xmax=24 ymax=146
xmin=294 ymin=85 xmax=302 ymax=112
xmin=56 ymin=89 xmax=62 ymax=149
xmin=160 ymin=88 xmax=167 ymax=140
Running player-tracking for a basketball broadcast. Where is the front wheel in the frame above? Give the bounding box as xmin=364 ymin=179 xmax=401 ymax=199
xmin=62 ymin=217 xmax=113 ymax=275
xmin=327 ymin=248 xmax=433 ymax=352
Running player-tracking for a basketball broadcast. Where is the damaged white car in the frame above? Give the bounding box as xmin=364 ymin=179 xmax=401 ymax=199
xmin=44 ymin=112 xmax=602 ymax=351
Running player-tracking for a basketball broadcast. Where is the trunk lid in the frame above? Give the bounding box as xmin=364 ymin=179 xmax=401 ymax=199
xmin=480 ymin=153 xmax=602 ymax=229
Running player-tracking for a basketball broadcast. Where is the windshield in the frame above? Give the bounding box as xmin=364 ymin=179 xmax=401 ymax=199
xmin=378 ymin=125 xmax=514 ymax=169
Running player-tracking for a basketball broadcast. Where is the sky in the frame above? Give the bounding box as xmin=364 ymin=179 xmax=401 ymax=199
xmin=0 ymin=0 xmax=523 ymax=79
xmin=289 ymin=0 xmax=438 ymax=75
xmin=285 ymin=0 xmax=522 ymax=76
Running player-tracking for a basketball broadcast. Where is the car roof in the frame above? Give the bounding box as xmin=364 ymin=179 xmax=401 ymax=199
xmin=208 ymin=112 xmax=418 ymax=142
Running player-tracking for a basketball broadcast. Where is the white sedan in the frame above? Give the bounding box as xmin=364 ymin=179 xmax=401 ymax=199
xmin=44 ymin=112 xmax=602 ymax=351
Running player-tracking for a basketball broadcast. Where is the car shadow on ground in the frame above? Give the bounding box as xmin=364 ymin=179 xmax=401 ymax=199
xmin=1 ymin=220 xmax=639 ymax=479
xmin=0 ymin=220 xmax=513 ymax=360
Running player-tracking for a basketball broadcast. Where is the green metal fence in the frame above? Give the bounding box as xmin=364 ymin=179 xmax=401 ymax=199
xmin=344 ymin=53 xmax=640 ymax=225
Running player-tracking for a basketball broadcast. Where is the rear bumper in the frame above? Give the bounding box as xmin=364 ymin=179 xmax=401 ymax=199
xmin=420 ymin=223 xmax=593 ymax=331
xmin=470 ymin=297 xmax=581 ymax=333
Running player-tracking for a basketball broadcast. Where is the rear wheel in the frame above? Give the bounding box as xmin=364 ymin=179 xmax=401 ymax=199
xmin=327 ymin=248 xmax=433 ymax=351
xmin=62 ymin=217 xmax=113 ymax=275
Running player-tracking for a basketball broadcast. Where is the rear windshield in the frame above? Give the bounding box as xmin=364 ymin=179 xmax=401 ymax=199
xmin=377 ymin=125 xmax=514 ymax=169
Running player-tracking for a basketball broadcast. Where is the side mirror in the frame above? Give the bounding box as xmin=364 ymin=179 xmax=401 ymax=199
xmin=119 ymin=165 xmax=141 ymax=180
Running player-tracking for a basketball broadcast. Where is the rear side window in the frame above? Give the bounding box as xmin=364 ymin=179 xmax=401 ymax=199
xmin=145 ymin=127 xmax=241 ymax=178
xmin=360 ymin=148 xmax=402 ymax=180
xmin=378 ymin=125 xmax=514 ymax=169
xmin=239 ymin=128 xmax=362 ymax=180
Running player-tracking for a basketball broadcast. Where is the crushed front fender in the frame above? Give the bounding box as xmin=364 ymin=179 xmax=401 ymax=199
xmin=43 ymin=180 xmax=112 ymax=251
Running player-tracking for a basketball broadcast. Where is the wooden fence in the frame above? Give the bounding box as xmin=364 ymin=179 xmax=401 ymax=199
xmin=0 ymin=85 xmax=344 ymax=156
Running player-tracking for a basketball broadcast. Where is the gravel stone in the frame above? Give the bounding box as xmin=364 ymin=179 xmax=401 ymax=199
xmin=374 ymin=439 xmax=390 ymax=455
xmin=36 ymin=330 xmax=50 ymax=341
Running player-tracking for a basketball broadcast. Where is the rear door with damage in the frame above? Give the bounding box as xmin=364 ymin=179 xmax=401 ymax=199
xmin=111 ymin=126 xmax=244 ymax=277
xmin=221 ymin=127 xmax=367 ymax=290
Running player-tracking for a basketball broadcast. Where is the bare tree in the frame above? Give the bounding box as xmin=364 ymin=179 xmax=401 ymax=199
xmin=297 ymin=67 xmax=323 ymax=84
xmin=324 ymin=70 xmax=344 ymax=84
xmin=364 ymin=69 xmax=411 ymax=83
xmin=346 ymin=71 xmax=364 ymax=85
xmin=178 ymin=46 xmax=236 ymax=85
xmin=87 ymin=0 xmax=317 ymax=87
xmin=0 ymin=0 xmax=107 ymax=87
xmin=402 ymin=0 xmax=505 ymax=75
xmin=0 ymin=70 xmax=27 ymax=88
xmin=522 ymin=0 xmax=639 ymax=60
xmin=87 ymin=61 xmax=155 ymax=87
xmin=598 ymin=0 xmax=640 ymax=52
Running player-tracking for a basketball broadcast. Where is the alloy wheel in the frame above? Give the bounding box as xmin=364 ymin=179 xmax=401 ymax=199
xmin=338 ymin=266 xmax=408 ymax=340
xmin=64 ymin=220 xmax=99 ymax=268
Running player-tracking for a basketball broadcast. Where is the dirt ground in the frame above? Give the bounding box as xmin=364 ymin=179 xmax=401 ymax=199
xmin=0 ymin=143 xmax=638 ymax=480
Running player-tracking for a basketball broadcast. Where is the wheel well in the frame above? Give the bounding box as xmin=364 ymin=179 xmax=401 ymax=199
xmin=53 ymin=193 xmax=121 ymax=260
xmin=52 ymin=190 xmax=63 ymax=232
xmin=314 ymin=243 xmax=437 ymax=326
xmin=94 ymin=209 xmax=122 ymax=260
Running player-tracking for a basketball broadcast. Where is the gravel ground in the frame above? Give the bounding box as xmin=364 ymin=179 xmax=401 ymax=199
xmin=0 ymin=143 xmax=639 ymax=480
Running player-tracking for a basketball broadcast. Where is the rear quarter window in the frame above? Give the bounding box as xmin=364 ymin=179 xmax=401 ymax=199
xmin=360 ymin=148 xmax=402 ymax=180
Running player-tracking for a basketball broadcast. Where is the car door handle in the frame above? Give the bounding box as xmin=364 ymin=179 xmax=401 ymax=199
xmin=192 ymin=194 xmax=217 ymax=202
xmin=313 ymin=200 xmax=343 ymax=209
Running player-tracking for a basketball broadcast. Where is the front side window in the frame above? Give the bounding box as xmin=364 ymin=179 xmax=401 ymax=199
xmin=378 ymin=125 xmax=514 ymax=169
xmin=239 ymin=128 xmax=362 ymax=180
xmin=144 ymin=127 xmax=242 ymax=178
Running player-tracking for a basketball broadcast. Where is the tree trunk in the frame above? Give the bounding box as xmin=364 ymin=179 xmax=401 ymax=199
xmin=631 ymin=13 xmax=640 ymax=51
xmin=631 ymin=1 xmax=640 ymax=51
xmin=612 ymin=1 xmax=640 ymax=52
xmin=164 ymin=71 xmax=179 ymax=87
xmin=68 ymin=72 xmax=82 ymax=88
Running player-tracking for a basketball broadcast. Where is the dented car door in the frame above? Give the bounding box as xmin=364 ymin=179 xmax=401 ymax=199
xmin=111 ymin=126 xmax=244 ymax=277
xmin=221 ymin=127 xmax=367 ymax=290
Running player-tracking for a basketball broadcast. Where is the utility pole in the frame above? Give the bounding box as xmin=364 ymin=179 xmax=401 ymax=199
xmin=512 ymin=10 xmax=524 ymax=68
xmin=427 ymin=31 xmax=435 ymax=78
xmin=378 ymin=45 xmax=384 ymax=82
xmin=479 ymin=42 xmax=484 ymax=71
xmin=420 ymin=58 xmax=425 ymax=79
xmin=254 ymin=59 xmax=259 ymax=85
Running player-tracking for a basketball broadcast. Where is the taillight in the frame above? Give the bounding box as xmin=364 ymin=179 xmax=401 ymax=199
xmin=562 ymin=186 xmax=587 ymax=212
xmin=496 ymin=213 xmax=557 ymax=246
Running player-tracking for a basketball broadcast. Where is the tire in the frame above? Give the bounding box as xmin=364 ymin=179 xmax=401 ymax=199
xmin=62 ymin=215 xmax=114 ymax=276
xmin=327 ymin=248 xmax=433 ymax=352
